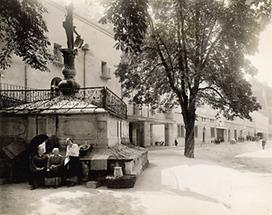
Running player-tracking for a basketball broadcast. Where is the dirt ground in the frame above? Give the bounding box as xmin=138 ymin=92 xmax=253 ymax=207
xmin=1 ymin=141 xmax=272 ymax=215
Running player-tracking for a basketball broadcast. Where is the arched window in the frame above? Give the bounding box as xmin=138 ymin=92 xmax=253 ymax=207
xmin=50 ymin=77 xmax=62 ymax=98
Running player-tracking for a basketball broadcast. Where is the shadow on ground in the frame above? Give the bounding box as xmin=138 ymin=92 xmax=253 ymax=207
xmin=0 ymin=184 xmax=145 ymax=215
xmin=162 ymin=185 xmax=231 ymax=210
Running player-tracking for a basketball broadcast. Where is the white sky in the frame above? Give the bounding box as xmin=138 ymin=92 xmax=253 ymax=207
xmin=249 ymin=21 xmax=272 ymax=87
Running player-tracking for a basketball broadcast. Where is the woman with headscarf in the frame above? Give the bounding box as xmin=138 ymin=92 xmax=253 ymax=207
xmin=45 ymin=148 xmax=63 ymax=187
xmin=65 ymin=138 xmax=81 ymax=186
xmin=31 ymin=144 xmax=48 ymax=189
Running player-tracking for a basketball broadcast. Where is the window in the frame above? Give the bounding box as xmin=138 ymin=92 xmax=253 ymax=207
xmin=211 ymin=127 xmax=215 ymax=138
xmin=53 ymin=43 xmax=62 ymax=64
xmin=117 ymin=121 xmax=119 ymax=137
xmin=181 ymin=125 xmax=184 ymax=137
xmin=194 ymin=126 xmax=198 ymax=138
xmin=116 ymin=120 xmax=122 ymax=138
xmin=50 ymin=77 xmax=62 ymax=97
xmin=120 ymin=121 xmax=122 ymax=138
xmin=133 ymin=103 xmax=137 ymax=115
xmin=101 ymin=61 xmax=111 ymax=79
xmin=133 ymin=103 xmax=136 ymax=115
xmin=177 ymin=125 xmax=180 ymax=137
xmin=177 ymin=124 xmax=184 ymax=137
xmin=101 ymin=61 xmax=107 ymax=73
xmin=150 ymin=107 xmax=156 ymax=115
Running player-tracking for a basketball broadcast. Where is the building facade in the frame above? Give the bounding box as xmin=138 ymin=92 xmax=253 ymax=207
xmin=0 ymin=0 xmax=270 ymax=149
xmin=127 ymin=103 xmax=269 ymax=147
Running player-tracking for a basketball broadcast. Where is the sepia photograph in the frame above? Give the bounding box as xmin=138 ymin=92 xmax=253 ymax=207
xmin=0 ymin=0 xmax=272 ymax=214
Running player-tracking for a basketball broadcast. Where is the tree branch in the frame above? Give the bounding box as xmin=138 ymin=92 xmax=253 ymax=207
xmin=201 ymin=31 xmax=223 ymax=68
xmin=150 ymin=23 xmax=182 ymax=103
xmin=200 ymin=17 xmax=217 ymax=63
xmin=198 ymin=86 xmax=230 ymax=105
xmin=156 ymin=33 xmax=175 ymax=73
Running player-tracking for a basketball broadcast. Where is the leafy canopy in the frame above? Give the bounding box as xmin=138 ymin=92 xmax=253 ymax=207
xmin=104 ymin=0 xmax=271 ymax=121
xmin=0 ymin=0 xmax=52 ymax=71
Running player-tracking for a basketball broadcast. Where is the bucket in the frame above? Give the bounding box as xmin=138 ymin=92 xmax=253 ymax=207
xmin=114 ymin=166 xmax=123 ymax=178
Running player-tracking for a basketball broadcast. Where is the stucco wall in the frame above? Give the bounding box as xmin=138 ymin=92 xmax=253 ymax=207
xmin=57 ymin=115 xmax=98 ymax=146
xmin=0 ymin=113 xmax=130 ymax=149
xmin=0 ymin=117 xmax=28 ymax=140
xmin=152 ymin=125 xmax=165 ymax=144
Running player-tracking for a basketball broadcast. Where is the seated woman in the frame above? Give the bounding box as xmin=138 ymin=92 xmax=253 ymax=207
xmin=45 ymin=148 xmax=63 ymax=187
xmin=31 ymin=145 xmax=48 ymax=189
xmin=64 ymin=137 xmax=81 ymax=186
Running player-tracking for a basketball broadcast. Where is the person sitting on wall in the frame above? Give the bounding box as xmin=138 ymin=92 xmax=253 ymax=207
xmin=64 ymin=138 xmax=81 ymax=186
xmin=30 ymin=144 xmax=48 ymax=190
xmin=45 ymin=148 xmax=63 ymax=187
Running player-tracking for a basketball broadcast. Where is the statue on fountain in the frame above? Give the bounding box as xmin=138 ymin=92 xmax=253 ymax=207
xmin=58 ymin=3 xmax=84 ymax=96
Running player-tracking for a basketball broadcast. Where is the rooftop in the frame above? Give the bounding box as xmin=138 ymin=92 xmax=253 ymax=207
xmin=0 ymin=87 xmax=127 ymax=119
xmin=0 ymin=96 xmax=107 ymax=115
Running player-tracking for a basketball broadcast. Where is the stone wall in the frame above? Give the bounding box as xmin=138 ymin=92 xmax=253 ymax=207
xmin=124 ymin=151 xmax=149 ymax=176
xmin=0 ymin=117 xmax=28 ymax=142
xmin=0 ymin=113 xmax=129 ymax=149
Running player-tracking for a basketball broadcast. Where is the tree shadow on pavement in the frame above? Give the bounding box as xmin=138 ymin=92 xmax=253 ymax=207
xmin=133 ymin=162 xmax=231 ymax=211
xmin=162 ymin=185 xmax=231 ymax=210
xmin=195 ymin=144 xmax=272 ymax=174
xmin=0 ymin=184 xmax=145 ymax=215
xmin=230 ymin=157 xmax=272 ymax=174
xmin=46 ymin=191 xmax=144 ymax=215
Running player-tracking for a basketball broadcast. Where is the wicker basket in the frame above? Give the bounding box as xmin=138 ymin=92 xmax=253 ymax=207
xmin=106 ymin=174 xmax=136 ymax=189
xmin=79 ymin=144 xmax=91 ymax=157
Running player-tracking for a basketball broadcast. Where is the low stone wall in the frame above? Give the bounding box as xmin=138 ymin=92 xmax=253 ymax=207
xmin=124 ymin=151 xmax=149 ymax=175
xmin=80 ymin=144 xmax=149 ymax=178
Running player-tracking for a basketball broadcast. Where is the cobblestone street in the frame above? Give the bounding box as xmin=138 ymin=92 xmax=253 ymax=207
xmin=1 ymin=141 xmax=272 ymax=215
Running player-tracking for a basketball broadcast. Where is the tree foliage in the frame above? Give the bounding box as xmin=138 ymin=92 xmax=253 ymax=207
xmin=104 ymin=0 xmax=271 ymax=157
xmin=0 ymin=0 xmax=52 ymax=71
xmin=100 ymin=0 xmax=149 ymax=53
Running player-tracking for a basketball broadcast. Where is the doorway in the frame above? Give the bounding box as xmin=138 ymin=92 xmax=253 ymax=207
xmin=216 ymin=128 xmax=225 ymax=142
xmin=202 ymin=127 xmax=206 ymax=143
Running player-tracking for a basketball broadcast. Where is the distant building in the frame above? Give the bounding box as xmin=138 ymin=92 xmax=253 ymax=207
xmin=127 ymin=103 xmax=268 ymax=147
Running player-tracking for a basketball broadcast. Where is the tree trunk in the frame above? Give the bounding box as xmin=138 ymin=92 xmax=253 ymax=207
xmin=184 ymin=119 xmax=196 ymax=158
xmin=179 ymin=92 xmax=197 ymax=158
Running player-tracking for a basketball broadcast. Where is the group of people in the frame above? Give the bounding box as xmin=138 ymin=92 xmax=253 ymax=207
xmin=30 ymin=137 xmax=81 ymax=189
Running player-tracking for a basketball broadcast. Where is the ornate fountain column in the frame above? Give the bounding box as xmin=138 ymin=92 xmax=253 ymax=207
xmin=58 ymin=3 xmax=81 ymax=96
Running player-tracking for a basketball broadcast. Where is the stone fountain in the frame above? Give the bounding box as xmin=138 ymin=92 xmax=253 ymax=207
xmin=58 ymin=3 xmax=81 ymax=96
xmin=0 ymin=3 xmax=148 ymax=183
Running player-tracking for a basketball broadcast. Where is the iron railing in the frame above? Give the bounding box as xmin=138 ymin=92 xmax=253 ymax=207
xmin=0 ymin=86 xmax=127 ymax=119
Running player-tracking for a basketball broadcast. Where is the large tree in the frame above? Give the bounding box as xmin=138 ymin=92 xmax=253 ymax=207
xmin=102 ymin=0 xmax=271 ymax=158
xmin=0 ymin=0 xmax=51 ymax=71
